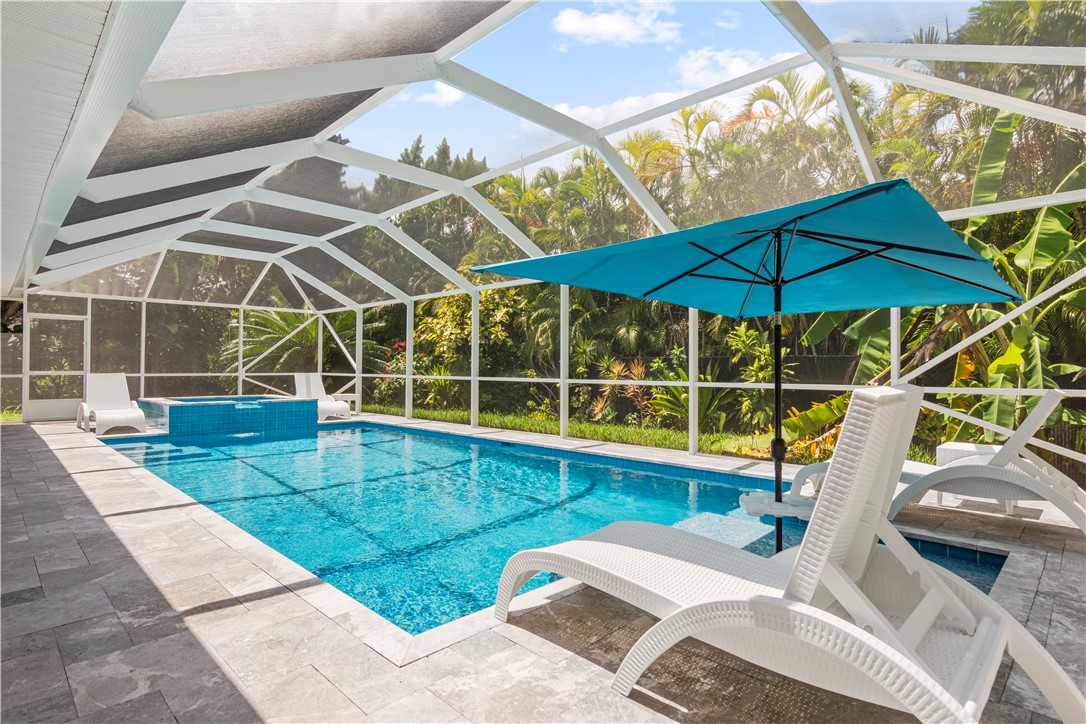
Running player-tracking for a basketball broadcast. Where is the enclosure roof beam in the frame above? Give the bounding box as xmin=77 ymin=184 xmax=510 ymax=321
xmin=58 ymin=188 xmax=244 ymax=242
xmin=834 ymin=43 xmax=1086 ymax=66
xmin=839 ymin=57 xmax=1086 ymax=131
xmin=763 ymin=1 xmax=881 ymax=183
xmin=939 ymin=189 xmax=1086 ymax=221
xmin=79 ymin=140 xmax=314 ymax=203
xmin=171 ymin=240 xmax=273 ymax=263
xmin=437 ymin=61 xmax=679 ymax=234
xmin=44 ymin=219 xmax=203 ymax=268
xmin=31 ymin=241 xmax=173 ymax=290
xmin=202 ymin=219 xmax=319 ymax=248
xmin=130 ymin=54 xmax=440 ymax=119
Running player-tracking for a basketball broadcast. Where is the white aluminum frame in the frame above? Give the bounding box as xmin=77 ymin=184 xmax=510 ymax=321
xmin=9 ymin=0 xmax=1082 ymax=469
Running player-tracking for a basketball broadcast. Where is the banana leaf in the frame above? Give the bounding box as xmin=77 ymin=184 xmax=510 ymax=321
xmin=782 ymin=393 xmax=851 ymax=442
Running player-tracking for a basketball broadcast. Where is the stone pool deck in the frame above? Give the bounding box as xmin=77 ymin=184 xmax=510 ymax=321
xmin=1 ymin=419 xmax=1082 ymax=723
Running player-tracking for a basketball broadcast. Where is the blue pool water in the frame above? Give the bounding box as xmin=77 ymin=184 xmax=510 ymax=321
xmin=106 ymin=425 xmax=1004 ymax=634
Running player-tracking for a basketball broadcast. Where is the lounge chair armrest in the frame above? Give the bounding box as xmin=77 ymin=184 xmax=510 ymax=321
xmin=76 ymin=402 xmax=90 ymax=430
xmin=790 ymin=461 xmax=831 ymax=497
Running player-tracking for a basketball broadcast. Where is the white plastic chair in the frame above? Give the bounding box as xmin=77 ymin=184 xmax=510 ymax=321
xmin=294 ymin=373 xmax=351 ymax=420
xmin=741 ymin=389 xmax=1083 ymax=533
xmin=77 ymin=373 xmax=146 ymax=436
xmin=494 ymin=386 xmax=1084 ymax=723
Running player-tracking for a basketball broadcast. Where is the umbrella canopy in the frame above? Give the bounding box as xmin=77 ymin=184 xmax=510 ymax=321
xmin=472 ymin=179 xmax=1016 ymax=317
xmin=471 ymin=179 xmax=1019 ymax=552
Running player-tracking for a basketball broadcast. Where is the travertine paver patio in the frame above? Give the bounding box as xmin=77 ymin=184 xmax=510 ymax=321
xmin=1 ymin=419 xmax=1082 ymax=723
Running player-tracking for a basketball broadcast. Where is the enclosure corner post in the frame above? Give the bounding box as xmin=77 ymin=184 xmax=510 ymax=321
xmin=355 ymin=308 xmax=363 ymax=414
xmin=890 ymin=307 xmax=901 ymax=384
xmin=470 ymin=291 xmax=480 ymax=428
xmin=560 ymin=285 xmax=570 ymax=439
xmin=688 ymin=306 xmax=699 ymax=455
xmin=237 ymin=307 xmax=244 ymax=395
xmin=405 ymin=299 xmax=414 ymax=420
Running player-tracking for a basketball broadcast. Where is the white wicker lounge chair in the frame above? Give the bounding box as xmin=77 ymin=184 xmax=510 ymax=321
xmin=494 ymin=386 xmax=1084 ymax=723
xmin=77 ymin=373 xmax=146 ymax=437
xmin=741 ymin=389 xmax=1084 ymax=533
xmin=888 ymin=390 xmax=1084 ymax=532
xmin=294 ymin=373 xmax=351 ymax=420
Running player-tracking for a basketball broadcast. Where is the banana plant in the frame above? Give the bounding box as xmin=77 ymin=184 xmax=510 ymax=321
xmin=789 ymin=110 xmax=1084 ymax=444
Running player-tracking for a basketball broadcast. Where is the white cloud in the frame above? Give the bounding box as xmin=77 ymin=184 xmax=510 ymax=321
xmin=414 ymin=82 xmax=464 ymax=107
xmin=714 ymin=9 xmax=740 ymax=30
xmin=674 ymin=47 xmax=797 ymax=89
xmin=553 ymin=89 xmax=687 ymax=129
xmin=552 ymin=1 xmax=681 ymax=47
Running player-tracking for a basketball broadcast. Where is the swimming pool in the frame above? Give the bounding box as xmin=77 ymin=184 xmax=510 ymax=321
xmin=106 ymin=425 xmax=1004 ymax=634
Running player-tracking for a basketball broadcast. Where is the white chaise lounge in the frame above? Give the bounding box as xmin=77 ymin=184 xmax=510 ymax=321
xmin=294 ymin=373 xmax=351 ymax=420
xmin=76 ymin=373 xmax=146 ymax=437
xmin=494 ymin=386 xmax=1084 ymax=723
xmin=740 ymin=389 xmax=1084 ymax=533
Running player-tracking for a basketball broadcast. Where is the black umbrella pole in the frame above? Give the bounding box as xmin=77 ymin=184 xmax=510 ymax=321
xmin=772 ymin=306 xmax=785 ymax=553
xmin=772 ymin=281 xmax=786 ymax=553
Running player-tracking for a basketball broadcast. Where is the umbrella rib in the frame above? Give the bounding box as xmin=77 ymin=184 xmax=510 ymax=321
xmin=796 ymin=229 xmax=978 ymax=261
xmin=688 ymin=242 xmax=773 ymax=283
xmin=783 ymin=245 xmax=890 ymax=285
xmin=640 ymin=238 xmax=765 ymax=298
xmin=640 ymin=256 xmax=720 ymax=298
xmin=689 ymin=273 xmax=774 ymax=285
xmin=865 ymin=253 xmax=1019 ymax=300
xmin=738 ymin=236 xmax=776 ymax=319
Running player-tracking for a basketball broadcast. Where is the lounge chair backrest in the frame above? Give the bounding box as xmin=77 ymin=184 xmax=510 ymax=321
xmin=85 ymin=373 xmax=132 ymax=410
xmin=988 ymin=389 xmax=1063 ymax=468
xmin=294 ymin=373 xmax=329 ymax=400
xmin=784 ymin=385 xmax=923 ymax=606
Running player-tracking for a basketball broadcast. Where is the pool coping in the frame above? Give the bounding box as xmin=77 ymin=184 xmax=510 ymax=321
xmin=87 ymin=414 xmax=1069 ymax=669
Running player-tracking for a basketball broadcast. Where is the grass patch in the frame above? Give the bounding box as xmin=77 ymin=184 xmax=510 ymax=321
xmin=358 ymin=404 xmax=780 ymax=458
xmin=0 ymin=408 xmax=21 ymax=422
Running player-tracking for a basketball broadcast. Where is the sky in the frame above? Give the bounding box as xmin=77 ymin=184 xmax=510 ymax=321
xmin=340 ymin=1 xmax=977 ymax=178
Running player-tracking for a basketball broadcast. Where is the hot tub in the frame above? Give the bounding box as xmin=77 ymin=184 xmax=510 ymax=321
xmin=138 ymin=394 xmax=317 ymax=438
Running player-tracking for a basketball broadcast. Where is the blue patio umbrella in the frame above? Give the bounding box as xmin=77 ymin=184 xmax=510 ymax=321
xmin=472 ymin=179 xmax=1019 ymax=551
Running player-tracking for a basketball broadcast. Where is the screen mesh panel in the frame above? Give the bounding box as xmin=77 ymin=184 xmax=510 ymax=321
xmin=212 ymin=200 xmax=351 ymax=236
xmin=49 ymin=254 xmax=160 ymax=298
xmin=26 ymin=295 xmax=86 ymax=315
xmin=145 ymin=304 xmax=234 ymax=373
xmin=29 ymin=318 xmax=83 ymax=372
xmin=90 ymin=1 xmax=507 ymax=176
xmin=144 ymin=1 xmax=507 ymax=81
xmin=248 ymin=265 xmax=307 ymax=309
xmin=342 ymin=89 xmax=563 ymax=173
xmin=260 ymin=156 xmax=436 ymax=213
xmin=90 ymin=300 xmax=140 ymax=373
xmin=329 ymin=226 xmax=447 ymax=296
xmin=180 ymin=230 xmax=293 ymax=255
xmin=242 ymin=311 xmax=318 ymax=373
xmin=391 ymin=195 xmax=526 ymax=284
xmin=801 ymin=0 xmax=1083 ymax=46
xmin=1 ymin=333 xmax=22 ymax=376
xmin=849 ymin=71 xmax=1085 ymax=210
xmin=286 ymin=247 xmax=391 ymax=304
xmin=148 ymin=251 xmax=264 ymax=304
xmin=90 ymin=95 xmax=374 ymax=177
